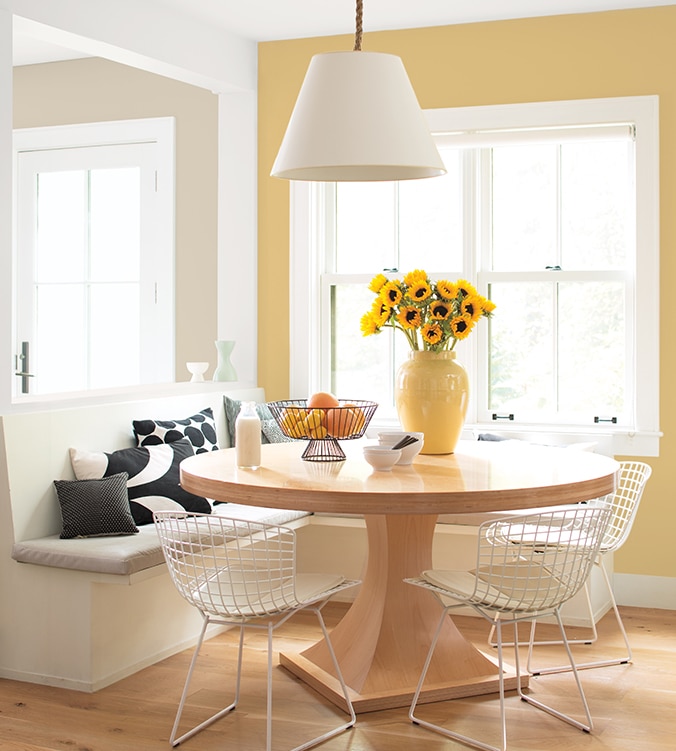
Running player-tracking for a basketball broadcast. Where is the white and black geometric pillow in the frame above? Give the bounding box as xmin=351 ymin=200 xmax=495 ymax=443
xmin=69 ymin=438 xmax=211 ymax=526
xmin=54 ymin=472 xmax=139 ymax=539
xmin=132 ymin=407 xmax=219 ymax=454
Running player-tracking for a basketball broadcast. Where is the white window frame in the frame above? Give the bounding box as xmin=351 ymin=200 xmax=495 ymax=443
xmin=12 ymin=117 xmax=175 ymax=400
xmin=290 ymin=96 xmax=660 ymax=457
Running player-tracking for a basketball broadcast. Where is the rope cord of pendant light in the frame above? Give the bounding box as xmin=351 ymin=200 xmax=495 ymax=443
xmin=353 ymin=0 xmax=363 ymax=51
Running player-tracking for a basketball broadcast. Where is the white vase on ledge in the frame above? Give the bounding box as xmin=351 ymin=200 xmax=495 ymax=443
xmin=213 ymin=340 xmax=237 ymax=381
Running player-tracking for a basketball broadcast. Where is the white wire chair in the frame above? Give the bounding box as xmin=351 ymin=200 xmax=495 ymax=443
xmin=154 ymin=511 xmax=359 ymax=750
xmin=489 ymin=462 xmax=652 ymax=674
xmin=404 ymin=504 xmax=612 ymax=751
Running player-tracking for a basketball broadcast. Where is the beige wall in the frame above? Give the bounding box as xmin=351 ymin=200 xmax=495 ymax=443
xmin=258 ymin=6 xmax=676 ymax=580
xmin=13 ymin=57 xmax=219 ymax=379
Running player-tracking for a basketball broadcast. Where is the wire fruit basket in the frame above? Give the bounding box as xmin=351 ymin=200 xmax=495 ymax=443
xmin=267 ymin=399 xmax=378 ymax=461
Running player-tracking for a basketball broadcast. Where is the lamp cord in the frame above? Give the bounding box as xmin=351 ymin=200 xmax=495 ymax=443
xmin=354 ymin=0 xmax=363 ymax=51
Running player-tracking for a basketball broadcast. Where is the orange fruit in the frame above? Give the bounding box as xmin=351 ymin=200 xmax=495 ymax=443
xmin=307 ymin=391 xmax=340 ymax=409
xmin=326 ymin=406 xmax=365 ymax=438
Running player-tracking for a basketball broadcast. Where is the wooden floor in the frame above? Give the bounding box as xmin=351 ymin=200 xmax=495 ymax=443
xmin=0 ymin=606 xmax=674 ymax=751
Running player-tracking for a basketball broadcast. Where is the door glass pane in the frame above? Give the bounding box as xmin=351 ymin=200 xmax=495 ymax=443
xmin=399 ymin=148 xmax=463 ymax=272
xmin=561 ymin=141 xmax=630 ymax=270
xmin=488 ymin=282 xmax=555 ymax=412
xmin=89 ymin=283 xmax=140 ymax=389
xmin=336 ymin=183 xmax=396 ymax=273
xmin=558 ymin=281 xmax=625 ymax=414
xmin=90 ymin=167 xmax=141 ymax=282
xmin=35 ymin=285 xmax=86 ymax=393
xmin=36 ymin=171 xmax=86 ymax=283
xmin=491 ymin=145 xmax=557 ymax=271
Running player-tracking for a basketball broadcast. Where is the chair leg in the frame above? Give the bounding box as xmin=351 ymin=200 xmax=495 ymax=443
xmin=287 ymin=606 xmax=356 ymax=751
xmin=519 ymin=610 xmax=594 ymax=733
xmin=409 ymin=610 xmax=508 ymax=751
xmin=170 ymin=618 xmax=244 ymax=747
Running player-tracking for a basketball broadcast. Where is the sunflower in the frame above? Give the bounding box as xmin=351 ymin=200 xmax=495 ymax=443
xmin=397 ymin=306 xmax=422 ymax=329
xmin=456 ymin=279 xmax=478 ymax=298
xmin=368 ymin=273 xmax=389 ymax=294
xmin=371 ymin=299 xmax=391 ymax=326
xmin=436 ymin=280 xmax=458 ymax=301
xmin=421 ymin=322 xmax=444 ymax=345
xmin=403 ymin=269 xmax=427 ymax=288
xmin=450 ymin=315 xmax=474 ymax=339
xmin=430 ymin=301 xmax=451 ymax=320
xmin=408 ymin=281 xmax=432 ymax=303
xmin=380 ymin=280 xmax=403 ymax=307
xmin=360 ymin=311 xmax=379 ymax=336
xmin=479 ymin=295 xmax=496 ymax=315
xmin=460 ymin=295 xmax=483 ymax=322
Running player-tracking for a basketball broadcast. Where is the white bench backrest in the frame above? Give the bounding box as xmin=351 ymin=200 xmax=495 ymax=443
xmin=0 ymin=385 xmax=264 ymax=541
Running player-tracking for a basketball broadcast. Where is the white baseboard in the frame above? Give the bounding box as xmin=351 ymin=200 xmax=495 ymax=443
xmin=614 ymin=574 xmax=676 ymax=610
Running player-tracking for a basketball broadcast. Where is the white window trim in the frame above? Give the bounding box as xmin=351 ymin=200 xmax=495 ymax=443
xmin=12 ymin=117 xmax=176 ymax=403
xmin=290 ymin=96 xmax=661 ymax=457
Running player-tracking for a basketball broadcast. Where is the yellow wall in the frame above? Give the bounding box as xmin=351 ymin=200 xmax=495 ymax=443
xmin=13 ymin=58 xmax=219 ymax=378
xmin=258 ymin=7 xmax=676 ymax=580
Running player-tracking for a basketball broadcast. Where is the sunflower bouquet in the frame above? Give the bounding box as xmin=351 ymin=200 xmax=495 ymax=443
xmin=360 ymin=270 xmax=495 ymax=351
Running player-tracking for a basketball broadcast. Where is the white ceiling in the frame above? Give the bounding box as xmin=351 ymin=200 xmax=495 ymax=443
xmin=12 ymin=0 xmax=676 ymax=65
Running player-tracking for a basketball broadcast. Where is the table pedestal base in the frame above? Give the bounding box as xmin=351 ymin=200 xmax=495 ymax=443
xmin=281 ymin=514 xmax=528 ymax=714
xmin=280 ymin=650 xmax=526 ymax=714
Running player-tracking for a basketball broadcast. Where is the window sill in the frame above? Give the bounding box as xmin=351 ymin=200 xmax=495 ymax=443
xmin=365 ymin=416 xmax=661 ymax=458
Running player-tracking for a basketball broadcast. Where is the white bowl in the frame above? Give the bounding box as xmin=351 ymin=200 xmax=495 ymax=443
xmin=377 ymin=431 xmax=424 ymax=465
xmin=363 ymin=446 xmax=402 ymax=471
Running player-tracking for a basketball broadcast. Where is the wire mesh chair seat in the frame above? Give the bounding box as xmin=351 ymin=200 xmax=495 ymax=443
xmin=154 ymin=511 xmax=359 ymax=750
xmin=404 ymin=505 xmax=612 ymax=751
xmin=488 ymin=461 xmax=652 ymax=674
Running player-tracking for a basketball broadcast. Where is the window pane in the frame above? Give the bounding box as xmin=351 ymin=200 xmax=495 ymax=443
xmin=34 ymin=285 xmax=86 ymax=393
xmin=330 ymin=284 xmax=409 ymax=406
xmin=491 ymin=145 xmax=557 ymax=271
xmin=336 ymin=183 xmax=396 ymax=273
xmin=558 ymin=281 xmax=625 ymax=414
xmin=399 ymin=148 xmax=463 ymax=272
xmin=90 ymin=168 xmax=141 ymax=282
xmin=36 ymin=171 xmax=86 ymax=283
xmin=561 ymin=141 xmax=631 ymax=270
xmin=488 ymin=282 xmax=555 ymax=413
xmin=89 ymin=283 xmax=140 ymax=389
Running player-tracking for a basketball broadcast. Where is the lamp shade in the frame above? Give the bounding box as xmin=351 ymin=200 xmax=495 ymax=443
xmin=271 ymin=51 xmax=446 ymax=181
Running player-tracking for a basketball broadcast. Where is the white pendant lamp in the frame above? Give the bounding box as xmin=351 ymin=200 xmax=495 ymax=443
xmin=271 ymin=0 xmax=446 ymax=182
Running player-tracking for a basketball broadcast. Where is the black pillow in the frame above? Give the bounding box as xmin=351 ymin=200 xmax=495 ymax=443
xmin=132 ymin=407 xmax=219 ymax=454
xmin=54 ymin=473 xmax=139 ymax=539
xmin=69 ymin=438 xmax=211 ymax=526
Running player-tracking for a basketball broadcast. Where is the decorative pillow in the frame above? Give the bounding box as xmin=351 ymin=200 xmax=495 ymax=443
xmin=69 ymin=438 xmax=211 ymax=526
xmin=54 ymin=472 xmax=139 ymax=539
xmin=223 ymin=396 xmax=293 ymax=447
xmin=132 ymin=407 xmax=219 ymax=454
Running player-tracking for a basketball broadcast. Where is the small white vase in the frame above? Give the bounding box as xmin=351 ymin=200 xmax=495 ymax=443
xmin=213 ymin=340 xmax=237 ymax=382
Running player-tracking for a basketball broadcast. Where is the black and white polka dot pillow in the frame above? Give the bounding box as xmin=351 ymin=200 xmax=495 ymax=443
xmin=132 ymin=407 xmax=219 ymax=454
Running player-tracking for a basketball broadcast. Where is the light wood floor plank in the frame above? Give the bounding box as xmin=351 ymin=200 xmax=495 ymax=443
xmin=0 ymin=606 xmax=673 ymax=751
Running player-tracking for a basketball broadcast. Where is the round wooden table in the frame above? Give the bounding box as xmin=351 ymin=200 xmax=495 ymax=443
xmin=181 ymin=439 xmax=618 ymax=713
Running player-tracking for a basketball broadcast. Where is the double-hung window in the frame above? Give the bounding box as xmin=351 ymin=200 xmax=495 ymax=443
xmin=290 ymin=97 xmax=660 ymax=456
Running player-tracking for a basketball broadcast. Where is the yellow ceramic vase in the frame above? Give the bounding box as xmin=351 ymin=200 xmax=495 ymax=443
xmin=394 ymin=350 xmax=469 ymax=454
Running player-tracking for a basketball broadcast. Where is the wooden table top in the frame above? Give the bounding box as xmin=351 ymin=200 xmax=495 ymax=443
xmin=180 ymin=439 xmax=619 ymax=516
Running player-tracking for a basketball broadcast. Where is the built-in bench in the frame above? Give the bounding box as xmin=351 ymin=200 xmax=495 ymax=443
xmin=0 ymin=383 xmax=313 ymax=692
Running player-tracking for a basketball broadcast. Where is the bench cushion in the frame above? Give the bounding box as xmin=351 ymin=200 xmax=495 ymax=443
xmin=11 ymin=505 xmax=311 ymax=575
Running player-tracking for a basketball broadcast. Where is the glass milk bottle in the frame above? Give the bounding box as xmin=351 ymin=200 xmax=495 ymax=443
xmin=235 ymin=401 xmax=261 ymax=469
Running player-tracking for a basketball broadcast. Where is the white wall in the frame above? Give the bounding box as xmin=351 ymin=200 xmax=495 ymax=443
xmin=0 ymin=0 xmax=259 ymax=411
